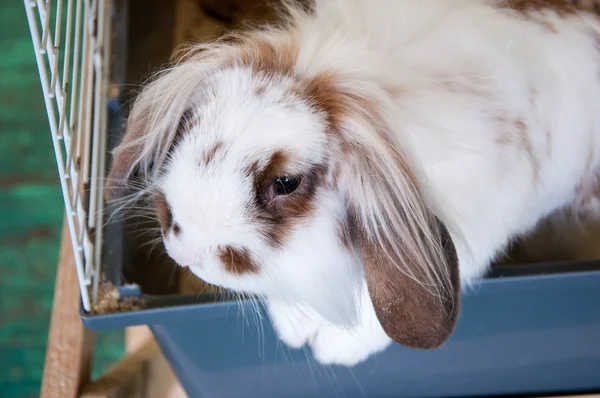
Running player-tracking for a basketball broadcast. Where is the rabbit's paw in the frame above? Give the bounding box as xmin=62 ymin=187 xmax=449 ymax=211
xmin=268 ymin=300 xmax=322 ymax=348
xmin=309 ymin=322 xmax=391 ymax=366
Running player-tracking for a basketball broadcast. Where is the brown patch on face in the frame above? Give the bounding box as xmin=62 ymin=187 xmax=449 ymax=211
xmin=501 ymin=0 xmax=577 ymax=15
xmin=301 ymin=72 xmax=345 ymax=133
xmin=255 ymin=151 xmax=291 ymax=188
xmin=247 ymin=150 xmax=325 ymax=247
xmin=218 ymin=245 xmax=259 ymax=275
xmin=202 ymin=141 xmax=224 ymax=165
xmin=153 ymin=192 xmax=174 ymax=234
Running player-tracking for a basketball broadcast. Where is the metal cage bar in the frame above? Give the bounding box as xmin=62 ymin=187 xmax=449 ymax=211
xmin=24 ymin=0 xmax=112 ymax=312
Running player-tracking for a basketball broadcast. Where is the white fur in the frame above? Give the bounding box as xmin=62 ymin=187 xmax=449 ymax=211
xmin=145 ymin=0 xmax=600 ymax=365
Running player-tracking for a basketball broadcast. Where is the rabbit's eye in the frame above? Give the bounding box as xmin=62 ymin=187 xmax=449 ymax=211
xmin=274 ymin=176 xmax=301 ymax=195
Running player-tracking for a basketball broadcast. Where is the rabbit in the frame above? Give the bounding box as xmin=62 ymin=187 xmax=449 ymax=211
xmin=105 ymin=0 xmax=600 ymax=366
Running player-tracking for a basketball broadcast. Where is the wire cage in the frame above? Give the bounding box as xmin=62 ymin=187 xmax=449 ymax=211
xmin=23 ymin=0 xmax=600 ymax=397
xmin=24 ymin=0 xmax=112 ymax=312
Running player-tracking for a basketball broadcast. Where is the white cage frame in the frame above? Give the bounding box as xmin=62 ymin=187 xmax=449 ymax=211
xmin=24 ymin=0 xmax=113 ymax=311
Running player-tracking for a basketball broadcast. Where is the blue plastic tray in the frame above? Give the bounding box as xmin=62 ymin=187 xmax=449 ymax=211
xmin=82 ymin=267 xmax=600 ymax=398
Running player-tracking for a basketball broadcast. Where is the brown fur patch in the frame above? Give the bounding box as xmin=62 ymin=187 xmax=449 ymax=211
xmin=236 ymin=39 xmax=298 ymax=78
xmin=247 ymin=150 xmax=324 ymax=247
xmin=300 ymin=72 xmax=380 ymax=178
xmin=256 ymin=151 xmax=291 ymax=187
xmin=301 ymin=72 xmax=345 ymax=133
xmin=354 ymin=210 xmax=461 ymax=348
xmin=218 ymin=245 xmax=259 ymax=275
xmin=502 ymin=0 xmax=578 ymax=15
xmin=153 ymin=192 xmax=174 ymax=233
xmin=300 ymin=72 xmax=419 ymax=184
xmin=203 ymin=141 xmax=224 ymax=165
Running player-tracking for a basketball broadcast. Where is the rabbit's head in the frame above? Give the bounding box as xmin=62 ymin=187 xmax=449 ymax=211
xmin=106 ymin=31 xmax=460 ymax=349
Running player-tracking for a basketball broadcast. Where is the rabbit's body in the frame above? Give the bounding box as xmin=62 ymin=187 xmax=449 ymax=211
xmin=107 ymin=0 xmax=600 ymax=366
xmin=304 ymin=0 xmax=600 ymax=275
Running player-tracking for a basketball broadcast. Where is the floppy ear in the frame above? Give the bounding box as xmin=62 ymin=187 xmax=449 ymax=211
xmin=356 ymin=209 xmax=459 ymax=349
xmin=326 ymin=86 xmax=461 ymax=348
xmin=299 ymin=72 xmax=460 ymax=347
xmin=343 ymin=142 xmax=460 ymax=349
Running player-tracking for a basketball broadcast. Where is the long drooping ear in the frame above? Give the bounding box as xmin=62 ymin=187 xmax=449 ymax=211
xmin=355 ymin=207 xmax=459 ymax=349
xmin=307 ymin=74 xmax=461 ymax=348
xmin=346 ymin=131 xmax=460 ymax=349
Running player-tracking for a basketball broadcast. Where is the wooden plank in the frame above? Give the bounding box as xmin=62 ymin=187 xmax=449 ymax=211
xmin=40 ymin=218 xmax=96 ymax=398
xmin=125 ymin=326 xmax=153 ymax=353
xmin=143 ymin=345 xmax=189 ymax=398
xmin=81 ymin=329 xmax=187 ymax=398
xmin=80 ymin=338 xmax=159 ymax=398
